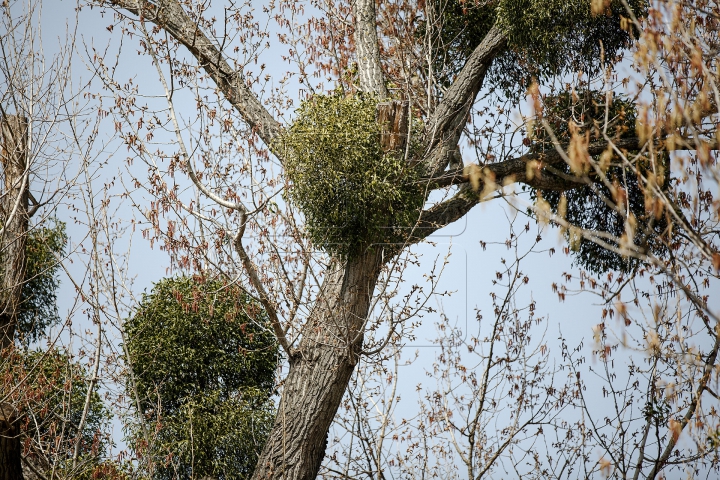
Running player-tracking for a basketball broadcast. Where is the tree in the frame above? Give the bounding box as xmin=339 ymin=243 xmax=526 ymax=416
xmin=0 ymin=200 xmax=117 ymax=479
xmin=0 ymin=113 xmax=30 ymax=480
xmin=86 ymin=0 xmax=719 ymax=478
xmin=0 ymin=217 xmax=67 ymax=477
xmin=125 ymin=276 xmax=280 ymax=479
xmin=322 ymin=219 xmax=571 ymax=478
xmin=0 ymin=115 xmax=30 ymax=351
xmin=1 ymin=1 xmax=108 ymax=477
xmin=531 ymin=2 xmax=720 ymax=476
xmin=15 ymin=220 xmax=68 ymax=346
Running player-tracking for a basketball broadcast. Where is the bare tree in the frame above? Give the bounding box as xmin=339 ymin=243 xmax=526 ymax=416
xmin=322 ymin=218 xmax=575 ymax=479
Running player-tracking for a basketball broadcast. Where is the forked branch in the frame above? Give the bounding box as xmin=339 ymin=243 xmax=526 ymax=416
xmin=421 ymin=25 xmax=506 ymax=176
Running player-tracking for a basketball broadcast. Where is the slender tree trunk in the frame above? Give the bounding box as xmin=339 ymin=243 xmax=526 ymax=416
xmin=0 ymin=404 xmax=22 ymax=480
xmin=0 ymin=115 xmax=29 ymax=349
xmin=0 ymin=115 xmax=29 ymax=480
xmin=252 ymin=248 xmax=383 ymax=480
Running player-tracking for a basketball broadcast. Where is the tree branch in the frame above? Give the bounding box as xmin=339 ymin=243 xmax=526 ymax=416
xmin=426 ymin=136 xmax=645 ymax=189
xmin=647 ymin=330 xmax=720 ymax=479
xmin=420 ymin=25 xmax=506 ymax=175
xmin=410 ymin=184 xmax=478 ymax=245
xmin=429 ymin=134 xmax=720 ymax=189
xmin=410 ymin=135 xmax=720 ymax=243
xmin=233 ymin=220 xmax=293 ymax=358
xmin=106 ymin=0 xmax=282 ymax=149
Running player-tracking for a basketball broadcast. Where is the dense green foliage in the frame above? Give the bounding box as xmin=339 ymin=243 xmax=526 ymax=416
xmin=1 ymin=348 xmax=112 ymax=478
xmin=280 ymin=93 xmax=424 ymax=258
xmin=125 ymin=276 xmax=280 ymax=480
xmin=16 ymin=220 xmax=67 ymax=344
xmin=530 ymin=90 xmax=670 ymax=273
xmin=529 ymin=89 xmax=636 ymax=149
xmin=426 ymin=0 xmax=646 ymax=96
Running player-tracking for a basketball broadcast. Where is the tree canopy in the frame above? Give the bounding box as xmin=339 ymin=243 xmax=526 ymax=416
xmin=424 ymin=0 xmax=646 ymax=96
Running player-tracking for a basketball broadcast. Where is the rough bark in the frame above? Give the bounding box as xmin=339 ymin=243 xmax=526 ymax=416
xmin=0 ymin=115 xmax=29 ymax=480
xmin=252 ymin=249 xmax=383 ymax=480
xmin=0 ymin=115 xmax=29 ymax=349
xmin=378 ymin=100 xmax=409 ymax=153
xmin=250 ymin=6 xmax=395 ymax=476
xmin=411 ymin=135 xmax=720 ymax=245
xmin=421 ymin=26 xmax=506 ymax=176
xmin=102 ymin=2 xmax=504 ymax=478
xmin=352 ymin=0 xmax=388 ymax=97
xmin=426 ymin=136 xmax=649 ymax=189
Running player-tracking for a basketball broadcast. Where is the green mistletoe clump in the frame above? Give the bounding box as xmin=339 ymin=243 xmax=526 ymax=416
xmin=280 ymin=93 xmax=424 ymax=258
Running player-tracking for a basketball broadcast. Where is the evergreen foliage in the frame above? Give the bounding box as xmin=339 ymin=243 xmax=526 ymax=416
xmin=424 ymin=0 xmax=647 ymax=97
xmin=16 ymin=219 xmax=67 ymax=345
xmin=280 ymin=92 xmax=424 ymax=258
xmin=530 ymin=90 xmax=670 ymax=273
xmin=1 ymin=218 xmax=117 ymax=477
xmin=424 ymin=0 xmax=663 ymax=273
xmin=124 ymin=276 xmax=280 ymax=480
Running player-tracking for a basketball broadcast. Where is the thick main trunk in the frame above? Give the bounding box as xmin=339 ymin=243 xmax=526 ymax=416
xmin=0 ymin=115 xmax=29 ymax=480
xmin=252 ymin=249 xmax=383 ymax=480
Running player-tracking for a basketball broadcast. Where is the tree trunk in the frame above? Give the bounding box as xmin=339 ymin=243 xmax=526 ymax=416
xmin=0 ymin=115 xmax=29 ymax=480
xmin=0 ymin=404 xmax=23 ymax=480
xmin=0 ymin=115 xmax=29 ymax=349
xmin=252 ymin=248 xmax=383 ymax=480
xmin=352 ymin=0 xmax=388 ymax=97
